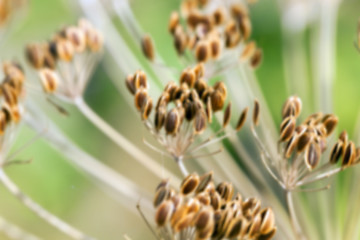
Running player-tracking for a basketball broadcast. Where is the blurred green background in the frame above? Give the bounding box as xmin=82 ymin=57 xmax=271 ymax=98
xmin=0 ymin=0 xmax=360 ymax=239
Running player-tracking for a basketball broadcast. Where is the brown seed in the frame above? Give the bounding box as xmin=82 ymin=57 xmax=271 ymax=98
xmin=194 ymin=78 xmax=207 ymax=99
xmin=2 ymin=83 xmax=17 ymax=106
xmin=134 ymin=70 xmax=148 ymax=90
xmin=134 ymin=88 xmax=148 ymax=111
xmin=195 ymin=40 xmax=210 ymax=62
xmin=0 ymin=111 xmax=6 ymax=135
xmin=39 ymin=68 xmax=59 ymax=93
xmin=193 ymin=63 xmax=205 ymax=79
xmin=56 ymin=39 xmax=74 ymax=62
xmin=155 ymin=200 xmax=174 ymax=226
xmin=342 ymin=141 xmax=356 ymax=167
xmin=205 ymin=97 xmax=213 ymax=123
xmin=194 ymin=110 xmax=207 ymax=134
xmin=305 ymin=142 xmax=321 ymax=170
xmin=26 ymin=44 xmax=45 ymax=69
xmin=258 ymin=227 xmax=277 ymax=240
xmin=297 ymin=132 xmax=312 ymax=153
xmin=253 ymin=99 xmax=260 ymax=126
xmin=209 ymin=37 xmax=221 ymax=59
xmin=322 ymin=114 xmax=338 ymax=136
xmin=236 ymin=107 xmax=248 ymax=131
xmin=240 ymin=41 xmax=256 ymax=62
xmin=165 ymin=108 xmax=180 ymax=135
xmin=125 ymin=74 xmax=136 ymax=95
xmin=173 ymin=212 xmax=195 ymax=232
xmin=216 ymin=182 xmax=234 ymax=202
xmin=196 ymin=192 xmax=211 ymax=206
xmin=248 ymin=213 xmax=262 ymax=238
xmin=225 ymin=217 xmax=244 ymax=238
xmin=66 ymin=26 xmax=86 ymax=52
xmin=250 ymin=48 xmax=262 ymax=69
xmin=339 ymin=130 xmax=348 ymax=143
xmin=210 ymin=90 xmax=225 ymax=112
xmin=213 ymin=7 xmax=226 ymax=25
xmin=181 ymin=173 xmax=200 ymax=195
xmin=180 ymin=68 xmax=196 ymax=88
xmin=284 ymin=135 xmax=298 ymax=158
xmin=141 ymin=97 xmax=153 ymax=120
xmin=213 ymin=82 xmax=227 ymax=99
xmin=210 ymin=192 xmax=221 ymax=210
xmin=279 ymin=116 xmax=296 ymax=142
xmin=87 ymin=29 xmax=103 ymax=52
xmin=155 ymin=107 xmax=166 ymax=131
xmin=168 ymin=11 xmax=179 ymax=34
xmin=195 ymin=208 xmax=214 ymax=231
xmin=329 ymin=141 xmax=343 ymax=164
xmin=260 ymin=208 xmax=275 ymax=235
xmin=141 ymin=34 xmax=155 ymax=61
xmin=153 ymin=186 xmax=170 ymax=207
xmin=196 ymin=171 xmax=213 ymax=193
xmin=173 ymin=26 xmax=188 ymax=55
xmin=240 ymin=16 xmax=252 ymax=41
xmin=223 ymin=102 xmax=232 ymax=128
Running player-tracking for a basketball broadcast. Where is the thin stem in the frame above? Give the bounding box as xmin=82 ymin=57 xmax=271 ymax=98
xmin=286 ymin=191 xmax=306 ymax=240
xmin=175 ymin=156 xmax=188 ymax=177
xmin=0 ymin=169 xmax=93 ymax=240
xmin=74 ymin=97 xmax=178 ymax=181
xmin=0 ymin=216 xmax=41 ymax=240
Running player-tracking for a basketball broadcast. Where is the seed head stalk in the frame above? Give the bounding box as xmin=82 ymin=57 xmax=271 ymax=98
xmin=0 ymin=169 xmax=93 ymax=240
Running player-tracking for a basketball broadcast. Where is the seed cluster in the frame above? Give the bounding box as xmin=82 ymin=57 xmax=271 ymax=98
xmin=254 ymin=96 xmax=360 ymax=190
xmin=26 ymin=19 xmax=103 ymax=98
xmin=126 ymin=64 xmax=248 ymax=160
xmin=0 ymin=62 xmax=25 ymax=134
xmin=153 ymin=172 xmax=276 ymax=240
xmin=162 ymin=0 xmax=262 ymax=67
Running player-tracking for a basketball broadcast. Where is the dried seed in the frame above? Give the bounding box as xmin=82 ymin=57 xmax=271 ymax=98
xmin=210 ymin=37 xmax=221 ymax=59
xmin=223 ymin=102 xmax=232 ymax=128
xmin=240 ymin=16 xmax=252 ymax=41
xmin=125 ymin=74 xmax=136 ymax=95
xmin=141 ymin=34 xmax=155 ymax=61
xmin=154 ymin=186 xmax=170 ymax=207
xmin=180 ymin=68 xmax=196 ymax=88
xmin=196 ymin=171 xmax=213 ymax=193
xmin=240 ymin=41 xmax=256 ymax=62
xmin=305 ymin=142 xmax=321 ymax=170
xmin=56 ymin=39 xmax=74 ymax=62
xmin=284 ymin=135 xmax=297 ymax=158
xmin=322 ymin=114 xmax=338 ymax=136
xmin=195 ymin=40 xmax=210 ymax=62
xmin=39 ymin=68 xmax=59 ymax=93
xmin=210 ymin=192 xmax=221 ymax=210
xmin=168 ymin=11 xmax=179 ymax=34
xmin=225 ymin=217 xmax=244 ymax=238
xmin=155 ymin=200 xmax=174 ymax=226
xmin=0 ymin=111 xmax=6 ymax=135
xmin=236 ymin=107 xmax=248 ymax=131
xmin=181 ymin=173 xmax=200 ymax=195
xmin=216 ymin=182 xmax=234 ymax=202
xmin=196 ymin=192 xmax=211 ymax=206
xmin=248 ymin=213 xmax=262 ymax=238
xmin=165 ymin=108 xmax=180 ymax=135
xmin=339 ymin=130 xmax=348 ymax=143
xmin=250 ymin=48 xmax=262 ymax=69
xmin=342 ymin=141 xmax=356 ymax=167
xmin=210 ymin=90 xmax=225 ymax=112
xmin=213 ymin=7 xmax=226 ymax=25
xmin=193 ymin=63 xmax=204 ymax=79
xmin=195 ymin=208 xmax=214 ymax=231
xmin=173 ymin=26 xmax=188 ymax=55
xmin=253 ymin=99 xmax=260 ymax=126
xmin=297 ymin=132 xmax=312 ymax=153
xmin=205 ymin=97 xmax=213 ymax=123
xmin=279 ymin=116 xmax=296 ymax=142
xmin=260 ymin=208 xmax=275 ymax=235
xmin=2 ymin=83 xmax=17 ymax=106
xmin=141 ymin=97 xmax=153 ymax=120
xmin=174 ymin=212 xmax=195 ymax=232
xmin=194 ymin=78 xmax=207 ymax=98
xmin=194 ymin=110 xmax=207 ymax=134
xmin=134 ymin=70 xmax=148 ymax=90
xmin=258 ymin=227 xmax=277 ymax=240
xmin=26 ymin=44 xmax=45 ymax=69
xmin=87 ymin=29 xmax=103 ymax=52
xmin=213 ymin=82 xmax=227 ymax=99
xmin=66 ymin=26 xmax=86 ymax=52
xmin=329 ymin=141 xmax=343 ymax=164
xmin=134 ymin=88 xmax=148 ymax=111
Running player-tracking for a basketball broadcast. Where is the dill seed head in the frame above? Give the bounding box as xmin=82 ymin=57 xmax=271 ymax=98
xmin=150 ymin=172 xmax=276 ymax=240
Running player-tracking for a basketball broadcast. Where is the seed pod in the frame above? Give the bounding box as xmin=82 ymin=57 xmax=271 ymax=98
xmin=205 ymin=97 xmax=212 ymax=123
xmin=213 ymin=7 xmax=226 ymax=25
xmin=217 ymin=208 xmax=234 ymax=236
xmin=240 ymin=41 xmax=256 ymax=62
xmin=248 ymin=213 xmax=262 ymax=238
xmin=223 ymin=102 xmax=231 ymax=128
xmin=329 ymin=141 xmax=343 ymax=164
xmin=253 ymin=99 xmax=260 ymax=126
xmin=305 ymin=142 xmax=321 ymax=170
xmin=195 ymin=208 xmax=214 ymax=231
xmin=210 ymin=192 xmax=221 ymax=210
xmin=225 ymin=20 xmax=241 ymax=48
xmin=242 ymin=197 xmax=261 ymax=217
xmin=279 ymin=116 xmax=296 ymax=142
xmin=322 ymin=114 xmax=338 ymax=136
xmin=155 ymin=107 xmax=166 ymax=131
xmin=258 ymin=227 xmax=277 ymax=240
xmin=231 ymin=4 xmax=248 ymax=20
xmin=180 ymin=68 xmax=196 ymax=88
xmin=236 ymin=107 xmax=248 ymax=131
xmin=155 ymin=200 xmax=174 ymax=226
xmin=240 ymin=16 xmax=252 ymax=41
xmin=194 ymin=78 xmax=207 ymax=99
xmin=342 ymin=141 xmax=356 ymax=167
xmin=87 ymin=29 xmax=103 ymax=52
xmin=57 ymin=39 xmax=75 ymax=62
xmin=210 ymin=90 xmax=225 ymax=112
xmin=181 ymin=173 xmax=200 ymax=195
xmin=209 ymin=37 xmax=221 ymax=59
xmin=193 ymin=63 xmax=204 ymax=80
xmin=141 ymin=97 xmax=153 ymax=120
xmin=259 ymin=208 xmax=275 ymax=235
xmin=125 ymin=74 xmax=136 ymax=95
xmin=2 ymin=103 xmax=20 ymax=123
xmin=164 ymin=108 xmax=180 ymax=135
xmin=297 ymin=132 xmax=312 ymax=153
xmin=66 ymin=26 xmax=86 ymax=52
xmin=141 ymin=34 xmax=155 ymax=61
xmin=134 ymin=88 xmax=148 ymax=111
xmin=225 ymin=217 xmax=245 ymax=238
xmin=173 ymin=26 xmax=188 ymax=55
xmin=339 ymin=130 xmax=348 ymax=143
xmin=195 ymin=40 xmax=210 ymax=62
xmin=287 ymin=96 xmax=302 ymax=117
xmin=284 ymin=135 xmax=298 ymax=158
xmin=0 ymin=111 xmax=6 ymax=135
xmin=216 ymin=182 xmax=234 ymax=202
xmin=196 ymin=171 xmax=213 ymax=193
xmin=39 ymin=68 xmax=59 ymax=93
xmin=26 ymin=44 xmax=45 ymax=69
xmin=168 ymin=11 xmax=179 ymax=34
xmin=194 ymin=110 xmax=207 ymax=134
xmin=250 ymin=48 xmax=262 ymax=69
xmin=2 ymin=83 xmax=17 ymax=106
xmin=197 ymin=192 xmax=211 ymax=206
xmin=174 ymin=212 xmax=195 ymax=232
xmin=153 ymin=186 xmax=170 ymax=207
xmin=213 ymin=82 xmax=227 ymax=99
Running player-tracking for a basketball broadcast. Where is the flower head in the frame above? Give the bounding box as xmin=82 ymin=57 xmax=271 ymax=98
xmin=152 ymin=172 xmax=276 ymax=240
